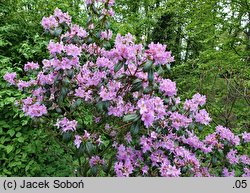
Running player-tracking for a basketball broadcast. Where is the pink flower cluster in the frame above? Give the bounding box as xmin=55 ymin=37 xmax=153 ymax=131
xmin=3 ymin=72 xmax=16 ymax=85
xmin=215 ymin=125 xmax=240 ymax=145
xmin=89 ymin=156 xmax=105 ymax=167
xmin=24 ymin=62 xmax=39 ymax=71
xmin=48 ymin=41 xmax=82 ymax=58
xmin=184 ymin=93 xmax=206 ymax=112
xmin=137 ymin=96 xmax=166 ymax=128
xmin=170 ymin=112 xmax=192 ymax=130
xmin=194 ymin=109 xmax=211 ymax=125
xmin=146 ymin=42 xmax=174 ymax=65
xmin=24 ymin=103 xmax=47 ymax=118
xmin=242 ymin=132 xmax=250 ymax=143
xmin=100 ymin=30 xmax=113 ymax=40
xmin=56 ymin=117 xmax=78 ymax=132
xmin=159 ymin=79 xmax=177 ymax=97
xmin=41 ymin=8 xmax=71 ymax=30
xmin=73 ymin=130 xmax=91 ymax=148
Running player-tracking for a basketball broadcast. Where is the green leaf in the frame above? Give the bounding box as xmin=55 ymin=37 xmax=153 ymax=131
xmin=114 ymin=62 xmax=123 ymax=73
xmin=71 ymin=99 xmax=82 ymax=111
xmin=148 ymin=68 xmax=154 ymax=83
xmin=62 ymin=77 xmax=70 ymax=86
xmin=198 ymin=125 xmax=203 ymax=132
xmin=87 ymin=16 xmax=92 ymax=24
xmin=6 ymin=145 xmax=14 ymax=154
xmin=103 ymin=42 xmax=111 ymax=49
xmin=123 ymin=114 xmax=140 ymax=122
xmin=16 ymin=132 xmax=22 ymax=138
xmin=212 ymin=156 xmax=217 ymax=165
xmin=157 ymin=66 xmax=164 ymax=75
xmin=131 ymin=121 xmax=140 ymax=135
xmin=86 ymin=142 xmax=94 ymax=156
xmin=61 ymin=87 xmax=68 ymax=98
xmin=51 ymin=27 xmax=62 ymax=37
xmin=124 ymin=63 xmax=128 ymax=71
xmin=97 ymin=101 xmax=104 ymax=112
xmin=95 ymin=31 xmax=101 ymax=39
xmin=90 ymin=166 xmax=98 ymax=176
xmin=87 ymin=38 xmax=93 ymax=43
xmin=71 ymin=35 xmax=80 ymax=44
xmin=62 ymin=132 xmax=72 ymax=142
xmin=105 ymin=21 xmax=110 ymax=29
xmin=143 ymin=60 xmax=153 ymax=72
xmin=17 ymin=137 xmax=25 ymax=143
xmin=56 ymin=108 xmax=63 ymax=113
xmin=7 ymin=129 xmax=15 ymax=137
xmin=132 ymin=79 xmax=142 ymax=84
xmin=131 ymin=79 xmax=143 ymax=92
xmin=167 ymin=64 xmax=171 ymax=70
xmin=143 ymin=86 xmax=152 ymax=94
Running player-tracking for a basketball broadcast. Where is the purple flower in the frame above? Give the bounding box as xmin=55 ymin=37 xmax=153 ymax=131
xmin=99 ymin=86 xmax=112 ymax=101
xmin=140 ymin=136 xmax=152 ymax=153
xmin=204 ymin=133 xmax=218 ymax=146
xmin=125 ymin=132 xmax=132 ymax=143
xmin=182 ymin=132 xmax=204 ymax=150
xmin=223 ymin=168 xmax=235 ymax=177
xmin=242 ymin=168 xmax=250 ymax=177
xmin=24 ymin=62 xmax=39 ymax=71
xmin=3 ymin=72 xmax=17 ymax=85
xmin=17 ymin=80 xmax=36 ymax=90
xmin=226 ymin=149 xmax=239 ymax=165
xmin=146 ymin=42 xmax=174 ymax=65
xmin=83 ymin=130 xmax=91 ymax=140
xmin=85 ymin=0 xmax=93 ymax=5
xmin=242 ymin=132 xmax=250 ymax=143
xmin=216 ymin=125 xmax=239 ymax=145
xmin=64 ymin=44 xmax=81 ymax=57
xmin=100 ymin=30 xmax=113 ymax=40
xmin=240 ymin=155 xmax=250 ymax=165
xmin=41 ymin=16 xmax=58 ymax=30
xmin=183 ymin=93 xmax=206 ymax=112
xmin=108 ymin=0 xmax=115 ymax=6
xmin=54 ymin=8 xmax=71 ymax=25
xmin=37 ymin=72 xmax=56 ymax=85
xmin=71 ymin=24 xmax=87 ymax=38
xmin=96 ymin=57 xmax=112 ymax=68
xmin=89 ymin=156 xmax=105 ymax=167
xmin=159 ymin=79 xmax=177 ymax=97
xmin=142 ymin=165 xmax=149 ymax=175
xmin=114 ymin=160 xmax=134 ymax=177
xmin=170 ymin=112 xmax=192 ymax=130
xmin=150 ymin=131 xmax=158 ymax=139
xmin=194 ymin=109 xmax=211 ymax=125
xmin=141 ymin=111 xmax=154 ymax=128
xmin=56 ymin=117 xmax=78 ymax=132
xmin=48 ymin=41 xmax=64 ymax=55
xmin=74 ymin=135 xmax=82 ymax=148
xmin=183 ymin=99 xmax=198 ymax=112
xmin=75 ymin=87 xmax=92 ymax=101
xmin=25 ymin=103 xmax=47 ymax=118
xmin=160 ymin=161 xmax=181 ymax=177
xmin=137 ymin=98 xmax=150 ymax=115
xmin=192 ymin=93 xmax=206 ymax=106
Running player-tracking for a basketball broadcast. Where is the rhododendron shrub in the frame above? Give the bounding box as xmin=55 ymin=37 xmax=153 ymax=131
xmin=4 ymin=0 xmax=249 ymax=177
